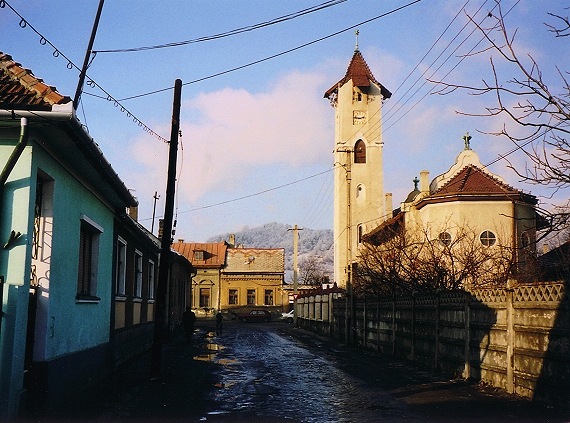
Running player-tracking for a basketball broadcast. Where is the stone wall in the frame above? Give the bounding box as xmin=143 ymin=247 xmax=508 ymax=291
xmin=295 ymin=281 xmax=569 ymax=408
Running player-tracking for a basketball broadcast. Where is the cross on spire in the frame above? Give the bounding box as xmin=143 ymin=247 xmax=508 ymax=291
xmin=355 ymin=29 xmax=359 ymax=51
xmin=463 ymin=132 xmax=472 ymax=150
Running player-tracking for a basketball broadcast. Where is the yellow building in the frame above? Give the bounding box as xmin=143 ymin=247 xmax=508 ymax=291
xmin=172 ymin=240 xmax=286 ymax=314
xmin=364 ymin=138 xmax=546 ymax=286
xmin=221 ymin=248 xmax=286 ymax=314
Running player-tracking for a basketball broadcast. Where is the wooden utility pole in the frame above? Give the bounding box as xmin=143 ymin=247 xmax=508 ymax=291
xmin=288 ymin=225 xmax=302 ymax=326
xmin=151 ymin=79 xmax=182 ymax=377
xmin=73 ymin=0 xmax=105 ymax=110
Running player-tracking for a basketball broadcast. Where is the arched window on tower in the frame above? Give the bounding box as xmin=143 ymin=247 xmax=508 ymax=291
xmin=354 ymin=140 xmax=366 ymax=163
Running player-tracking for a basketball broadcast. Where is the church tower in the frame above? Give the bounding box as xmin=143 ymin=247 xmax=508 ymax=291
xmin=324 ymin=42 xmax=391 ymax=288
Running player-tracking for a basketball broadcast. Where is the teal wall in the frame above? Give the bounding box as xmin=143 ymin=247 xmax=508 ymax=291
xmin=0 ymin=131 xmax=117 ymax=417
xmin=32 ymin=141 xmax=114 ymax=358
xmin=0 ymin=139 xmax=33 ymax=417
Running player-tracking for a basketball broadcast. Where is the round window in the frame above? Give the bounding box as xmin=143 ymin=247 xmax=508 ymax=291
xmin=480 ymin=230 xmax=496 ymax=247
xmin=438 ymin=231 xmax=452 ymax=246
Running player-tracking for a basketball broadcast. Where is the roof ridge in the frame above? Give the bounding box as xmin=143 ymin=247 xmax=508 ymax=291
xmin=435 ymin=164 xmax=520 ymax=195
xmin=0 ymin=51 xmax=70 ymax=107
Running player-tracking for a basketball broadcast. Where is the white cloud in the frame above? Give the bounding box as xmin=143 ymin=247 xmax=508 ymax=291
xmin=127 ymin=68 xmax=335 ymax=216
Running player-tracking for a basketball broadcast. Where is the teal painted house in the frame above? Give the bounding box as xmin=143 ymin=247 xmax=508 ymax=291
xmin=0 ymin=53 xmax=138 ymax=417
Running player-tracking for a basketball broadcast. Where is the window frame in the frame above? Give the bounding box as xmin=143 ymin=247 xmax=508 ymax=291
xmin=264 ymin=289 xmax=274 ymax=306
xmin=76 ymin=215 xmax=103 ymax=302
xmin=116 ymin=236 xmax=127 ymax=297
xmin=228 ymin=289 xmax=238 ymax=305
xmin=247 ymin=289 xmax=256 ymax=306
xmin=480 ymin=230 xmax=497 ymax=247
xmin=148 ymin=259 xmax=155 ymax=300
xmin=199 ymin=287 xmax=211 ymax=308
xmin=354 ymin=139 xmax=366 ymax=163
xmin=134 ymin=249 xmax=143 ymax=298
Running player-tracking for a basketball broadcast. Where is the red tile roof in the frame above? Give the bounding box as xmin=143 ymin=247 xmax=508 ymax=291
xmin=420 ymin=165 xmax=537 ymax=206
xmin=0 ymin=52 xmax=71 ymax=110
xmin=324 ymin=50 xmax=391 ymax=99
xmin=171 ymin=241 xmax=228 ymax=268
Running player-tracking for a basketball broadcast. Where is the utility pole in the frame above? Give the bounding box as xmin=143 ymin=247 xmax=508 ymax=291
xmin=73 ymin=0 xmax=105 ymax=110
xmin=151 ymin=79 xmax=182 ymax=377
xmin=288 ymin=225 xmax=302 ymax=326
xmin=151 ymin=191 xmax=160 ymax=235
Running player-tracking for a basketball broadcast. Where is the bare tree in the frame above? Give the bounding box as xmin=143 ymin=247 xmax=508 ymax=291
xmin=431 ymin=2 xmax=570 ymax=232
xmin=354 ymin=223 xmax=519 ymax=296
xmin=299 ymin=255 xmax=329 ymax=286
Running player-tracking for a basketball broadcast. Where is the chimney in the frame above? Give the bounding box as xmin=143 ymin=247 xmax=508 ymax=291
xmin=385 ymin=193 xmax=393 ymax=218
xmin=128 ymin=205 xmax=138 ymax=221
xmin=420 ymin=170 xmax=430 ymax=193
xmin=228 ymin=234 xmax=236 ymax=248
xmin=542 ymin=243 xmax=549 ymax=254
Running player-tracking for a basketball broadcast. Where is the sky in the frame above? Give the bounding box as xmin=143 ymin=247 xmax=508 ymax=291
xmin=0 ymin=0 xmax=568 ymax=243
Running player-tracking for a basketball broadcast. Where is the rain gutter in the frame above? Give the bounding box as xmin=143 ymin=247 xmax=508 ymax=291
xmin=0 ymin=105 xmax=137 ymax=208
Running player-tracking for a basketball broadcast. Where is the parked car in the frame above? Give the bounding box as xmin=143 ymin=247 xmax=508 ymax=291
xmin=237 ymin=309 xmax=272 ymax=323
xmin=280 ymin=310 xmax=294 ymax=323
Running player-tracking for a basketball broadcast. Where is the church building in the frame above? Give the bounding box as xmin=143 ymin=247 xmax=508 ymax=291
xmin=324 ymin=41 xmax=392 ymax=289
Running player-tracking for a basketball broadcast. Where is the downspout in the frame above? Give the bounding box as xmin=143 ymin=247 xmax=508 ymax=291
xmin=1 ymin=117 xmax=29 ymax=185
xmin=0 ymin=117 xmax=29 ymax=335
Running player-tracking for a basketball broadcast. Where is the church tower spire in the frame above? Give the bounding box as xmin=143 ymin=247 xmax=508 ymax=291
xmin=324 ymin=44 xmax=391 ymax=289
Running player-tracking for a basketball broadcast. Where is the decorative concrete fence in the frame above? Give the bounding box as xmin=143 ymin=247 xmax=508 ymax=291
xmin=295 ymin=281 xmax=569 ymax=408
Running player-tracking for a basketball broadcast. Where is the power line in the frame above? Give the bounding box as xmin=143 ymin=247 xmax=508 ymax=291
xmin=116 ymin=0 xmax=425 ymax=102
xmin=143 ymin=168 xmax=334 ymax=221
xmin=93 ymin=0 xmax=348 ymax=53
xmin=0 ymin=0 xmax=169 ymax=143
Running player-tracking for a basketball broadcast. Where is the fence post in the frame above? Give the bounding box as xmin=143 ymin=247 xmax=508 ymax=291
xmin=376 ymin=298 xmax=380 ymax=353
xmin=392 ymin=294 xmax=396 ymax=355
xmin=433 ymin=292 xmax=440 ymax=370
xmin=464 ymin=291 xmax=471 ymax=379
xmin=506 ymin=280 xmax=515 ymax=393
xmin=411 ymin=291 xmax=416 ymax=361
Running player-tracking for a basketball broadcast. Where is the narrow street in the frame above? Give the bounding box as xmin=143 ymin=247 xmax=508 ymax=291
xmin=197 ymin=320 xmax=567 ymax=423
xmin=26 ymin=319 xmax=569 ymax=423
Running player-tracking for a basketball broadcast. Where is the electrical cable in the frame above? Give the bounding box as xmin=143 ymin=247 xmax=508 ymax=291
xmin=93 ymin=0 xmax=348 ymax=53
xmin=0 ymin=0 xmax=170 ymax=143
xmin=116 ymin=0 xmax=425 ymax=102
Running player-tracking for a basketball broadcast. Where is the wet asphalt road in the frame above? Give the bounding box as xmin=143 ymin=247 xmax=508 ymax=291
xmin=24 ymin=318 xmax=570 ymax=422
xmin=201 ymin=321 xmax=412 ymax=422
xmin=196 ymin=320 xmax=569 ymax=423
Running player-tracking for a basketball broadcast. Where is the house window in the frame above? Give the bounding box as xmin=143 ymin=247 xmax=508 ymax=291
xmin=480 ymin=230 xmax=496 ymax=247
xmin=200 ymin=288 xmax=210 ymax=308
xmin=134 ymin=250 xmax=143 ymax=298
xmin=358 ymin=225 xmax=363 ymax=244
xmin=229 ymin=289 xmax=238 ymax=305
xmin=76 ymin=215 xmax=103 ymax=301
xmin=116 ymin=237 xmax=127 ymax=296
xmin=194 ymin=250 xmax=204 ymax=260
xmin=438 ymin=232 xmax=452 ymax=246
xmin=521 ymin=232 xmax=530 ymax=249
xmin=354 ymin=140 xmax=366 ymax=163
xmin=264 ymin=289 xmax=274 ymax=306
xmin=247 ymin=289 xmax=256 ymax=305
xmin=148 ymin=260 xmax=155 ymax=300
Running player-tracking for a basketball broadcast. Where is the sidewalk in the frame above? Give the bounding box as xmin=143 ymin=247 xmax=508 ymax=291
xmin=21 ymin=320 xmax=222 ymax=422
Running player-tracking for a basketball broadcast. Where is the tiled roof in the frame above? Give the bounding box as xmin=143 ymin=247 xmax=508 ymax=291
xmin=324 ymin=50 xmax=391 ymax=99
xmin=421 ymin=164 xmax=537 ymax=206
xmin=0 ymin=52 xmax=71 ymax=110
xmin=435 ymin=165 xmax=519 ymax=195
xmin=171 ymin=241 xmax=228 ymax=268
xmin=224 ymin=248 xmax=285 ymax=274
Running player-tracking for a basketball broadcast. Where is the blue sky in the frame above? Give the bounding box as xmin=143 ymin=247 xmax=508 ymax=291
xmin=1 ymin=0 xmax=567 ymax=242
